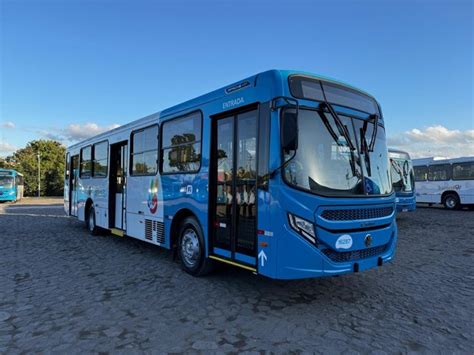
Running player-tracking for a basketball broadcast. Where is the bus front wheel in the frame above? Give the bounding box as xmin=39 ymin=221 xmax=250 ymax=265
xmin=178 ymin=217 xmax=213 ymax=276
xmin=443 ymin=193 xmax=460 ymax=210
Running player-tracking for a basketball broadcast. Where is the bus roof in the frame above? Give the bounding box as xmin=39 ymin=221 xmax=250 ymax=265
xmin=412 ymin=156 xmax=474 ymax=166
xmin=0 ymin=169 xmax=22 ymax=176
xmin=67 ymin=69 xmax=379 ymax=150
xmin=388 ymin=148 xmax=411 ymax=157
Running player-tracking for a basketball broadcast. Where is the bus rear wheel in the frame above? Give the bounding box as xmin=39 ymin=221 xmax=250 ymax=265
xmin=86 ymin=206 xmax=100 ymax=236
xmin=443 ymin=193 xmax=460 ymax=210
xmin=178 ymin=217 xmax=213 ymax=276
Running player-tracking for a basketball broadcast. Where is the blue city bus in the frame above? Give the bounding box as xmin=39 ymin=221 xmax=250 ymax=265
xmin=65 ymin=70 xmax=397 ymax=280
xmin=389 ymin=149 xmax=416 ymax=212
xmin=0 ymin=169 xmax=24 ymax=202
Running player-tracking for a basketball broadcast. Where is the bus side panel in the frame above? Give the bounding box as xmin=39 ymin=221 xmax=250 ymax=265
xmin=457 ymin=180 xmax=474 ymax=204
xmin=161 ymin=173 xmax=209 ymax=251
xmin=126 ymin=175 xmax=165 ymax=243
xmin=414 ymin=181 xmax=436 ymax=203
xmin=76 ymin=178 xmax=108 ymax=224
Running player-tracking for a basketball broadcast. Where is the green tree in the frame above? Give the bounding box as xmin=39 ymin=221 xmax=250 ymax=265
xmin=12 ymin=140 xmax=66 ymax=196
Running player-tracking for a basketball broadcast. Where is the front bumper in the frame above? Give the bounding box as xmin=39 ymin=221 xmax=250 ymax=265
xmin=274 ymin=221 xmax=398 ymax=280
xmin=395 ymin=195 xmax=416 ymax=212
xmin=0 ymin=193 xmax=16 ymax=201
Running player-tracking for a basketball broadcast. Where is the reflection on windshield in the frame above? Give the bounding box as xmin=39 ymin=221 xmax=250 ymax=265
xmin=390 ymin=156 xmax=414 ymax=192
xmin=0 ymin=176 xmax=14 ymax=189
xmin=283 ymin=109 xmax=392 ymax=196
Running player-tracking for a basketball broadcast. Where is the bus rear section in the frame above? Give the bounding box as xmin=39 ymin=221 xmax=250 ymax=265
xmin=0 ymin=169 xmax=24 ymax=202
xmin=389 ymin=149 xmax=416 ymax=213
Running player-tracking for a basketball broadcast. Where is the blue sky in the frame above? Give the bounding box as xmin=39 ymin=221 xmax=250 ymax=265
xmin=1 ymin=0 xmax=473 ymax=158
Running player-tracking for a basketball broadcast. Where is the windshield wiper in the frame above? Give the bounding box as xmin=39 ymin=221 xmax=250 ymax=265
xmin=362 ymin=114 xmax=379 ymax=152
xmin=316 ymin=110 xmax=342 ymax=147
xmin=319 ymin=102 xmax=356 ymax=151
xmin=360 ymin=127 xmax=372 ymax=177
xmin=317 ymin=103 xmax=360 ymax=179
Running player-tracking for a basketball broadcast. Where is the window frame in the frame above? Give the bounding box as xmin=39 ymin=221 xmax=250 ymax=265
xmin=92 ymin=140 xmax=109 ymax=179
xmin=452 ymin=162 xmax=474 ymax=181
xmin=427 ymin=164 xmax=452 ymax=181
xmin=130 ymin=124 xmax=159 ymax=176
xmin=79 ymin=145 xmax=93 ymax=179
xmin=160 ymin=110 xmax=203 ymax=175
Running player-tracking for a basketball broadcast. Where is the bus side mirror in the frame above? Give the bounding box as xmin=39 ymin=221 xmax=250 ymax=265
xmin=281 ymin=111 xmax=298 ymax=153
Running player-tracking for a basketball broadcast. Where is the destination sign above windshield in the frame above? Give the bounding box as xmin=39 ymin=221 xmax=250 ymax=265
xmin=288 ymin=75 xmax=381 ymax=118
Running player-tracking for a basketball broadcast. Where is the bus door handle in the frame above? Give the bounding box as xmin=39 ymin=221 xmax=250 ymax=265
xmin=138 ymin=211 xmax=144 ymax=215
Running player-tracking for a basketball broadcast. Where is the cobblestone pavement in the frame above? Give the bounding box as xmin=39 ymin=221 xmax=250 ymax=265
xmin=0 ymin=202 xmax=472 ymax=353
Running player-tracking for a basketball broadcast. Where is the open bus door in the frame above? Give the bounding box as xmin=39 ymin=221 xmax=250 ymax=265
xmin=70 ymin=155 xmax=79 ymax=216
xmin=210 ymin=108 xmax=259 ymax=269
xmin=109 ymin=142 xmax=128 ymax=232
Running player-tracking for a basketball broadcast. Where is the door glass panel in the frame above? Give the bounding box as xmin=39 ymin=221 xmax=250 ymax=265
xmin=235 ymin=111 xmax=257 ymax=255
xmin=71 ymin=156 xmax=79 ymax=216
xmin=215 ymin=117 xmax=233 ymax=249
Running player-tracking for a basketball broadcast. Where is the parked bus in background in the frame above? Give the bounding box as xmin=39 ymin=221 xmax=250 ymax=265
xmin=0 ymin=169 xmax=24 ymax=202
xmin=413 ymin=157 xmax=474 ymax=210
xmin=64 ymin=70 xmax=398 ymax=280
xmin=388 ymin=149 xmax=416 ymax=213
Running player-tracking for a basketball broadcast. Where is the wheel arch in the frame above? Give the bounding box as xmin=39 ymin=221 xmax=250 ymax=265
xmin=441 ymin=190 xmax=459 ymax=204
xmin=169 ymin=208 xmax=204 ymax=250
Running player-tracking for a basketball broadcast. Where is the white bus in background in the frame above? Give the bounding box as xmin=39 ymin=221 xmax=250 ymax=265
xmin=413 ymin=156 xmax=474 ymax=210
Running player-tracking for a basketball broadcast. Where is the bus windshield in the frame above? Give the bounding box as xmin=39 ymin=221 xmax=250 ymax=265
xmin=390 ymin=153 xmax=414 ymax=193
xmin=0 ymin=176 xmax=14 ymax=189
xmin=283 ymin=108 xmax=392 ymax=196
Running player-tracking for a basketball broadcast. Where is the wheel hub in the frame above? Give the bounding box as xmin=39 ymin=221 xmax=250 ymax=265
xmin=446 ymin=198 xmax=455 ymax=208
xmin=181 ymin=229 xmax=200 ymax=267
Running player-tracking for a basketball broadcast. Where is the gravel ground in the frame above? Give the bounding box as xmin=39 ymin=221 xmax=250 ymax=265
xmin=0 ymin=202 xmax=472 ymax=353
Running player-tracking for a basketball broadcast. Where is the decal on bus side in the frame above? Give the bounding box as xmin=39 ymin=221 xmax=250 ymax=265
xmin=147 ymin=178 xmax=159 ymax=214
xmin=223 ymin=97 xmax=244 ymax=110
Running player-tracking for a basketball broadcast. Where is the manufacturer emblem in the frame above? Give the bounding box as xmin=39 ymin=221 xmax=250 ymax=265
xmin=364 ymin=234 xmax=372 ymax=247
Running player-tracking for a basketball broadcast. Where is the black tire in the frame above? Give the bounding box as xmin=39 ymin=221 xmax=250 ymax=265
xmin=86 ymin=206 xmax=100 ymax=235
xmin=178 ymin=217 xmax=214 ymax=276
xmin=443 ymin=193 xmax=460 ymax=210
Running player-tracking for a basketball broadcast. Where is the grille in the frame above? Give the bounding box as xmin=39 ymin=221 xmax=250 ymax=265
xmin=145 ymin=219 xmax=165 ymax=244
xmin=322 ymin=244 xmax=388 ymax=263
xmin=320 ymin=207 xmax=393 ymax=221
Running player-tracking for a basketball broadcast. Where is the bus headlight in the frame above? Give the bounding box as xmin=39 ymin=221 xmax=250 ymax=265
xmin=288 ymin=213 xmax=316 ymax=244
xmin=8 ymin=190 xmax=15 ymax=195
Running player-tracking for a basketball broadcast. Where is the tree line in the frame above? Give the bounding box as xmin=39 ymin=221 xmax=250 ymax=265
xmin=0 ymin=140 xmax=65 ymax=196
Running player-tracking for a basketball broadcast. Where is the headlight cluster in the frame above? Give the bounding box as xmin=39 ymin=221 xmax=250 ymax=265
xmin=288 ymin=213 xmax=316 ymax=244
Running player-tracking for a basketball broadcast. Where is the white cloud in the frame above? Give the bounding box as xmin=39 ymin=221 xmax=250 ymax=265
xmin=0 ymin=122 xmax=15 ymax=129
xmin=39 ymin=122 xmax=121 ymax=143
xmin=388 ymin=125 xmax=474 ymax=158
xmin=0 ymin=142 xmax=16 ymax=154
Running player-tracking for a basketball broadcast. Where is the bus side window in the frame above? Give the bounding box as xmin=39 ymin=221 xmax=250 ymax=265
xmin=452 ymin=162 xmax=474 ymax=180
xmin=92 ymin=141 xmax=109 ymax=178
xmin=428 ymin=164 xmax=451 ymax=181
xmin=414 ymin=166 xmax=427 ymax=181
xmin=161 ymin=112 xmax=202 ymax=174
xmin=80 ymin=146 xmax=92 ymax=178
xmin=131 ymin=125 xmax=158 ymax=176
